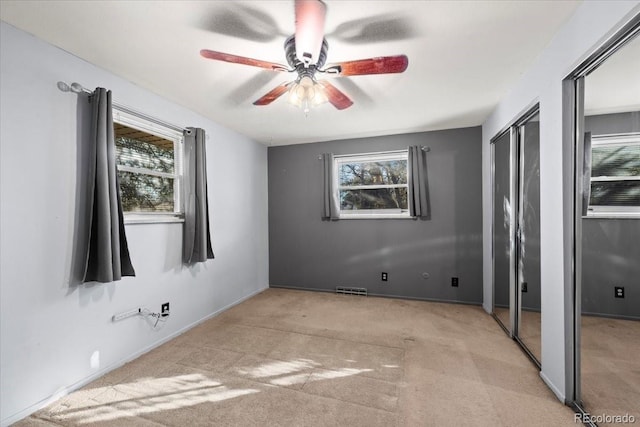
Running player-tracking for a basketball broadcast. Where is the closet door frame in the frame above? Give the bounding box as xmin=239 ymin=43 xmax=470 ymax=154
xmin=562 ymin=14 xmax=640 ymax=420
xmin=491 ymin=127 xmax=517 ymax=336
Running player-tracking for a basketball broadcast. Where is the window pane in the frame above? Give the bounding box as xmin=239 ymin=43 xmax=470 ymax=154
xmin=591 ymin=144 xmax=640 ymax=177
xmin=340 ymin=188 xmax=408 ymax=210
xmin=118 ymin=171 xmax=174 ymax=212
xmin=115 ymin=123 xmax=174 ymax=174
xmin=590 ymin=180 xmax=640 ymax=206
xmin=339 ymin=160 xmax=407 ymax=186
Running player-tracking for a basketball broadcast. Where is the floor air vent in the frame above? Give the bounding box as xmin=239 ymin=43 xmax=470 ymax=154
xmin=335 ymin=286 xmax=368 ymax=296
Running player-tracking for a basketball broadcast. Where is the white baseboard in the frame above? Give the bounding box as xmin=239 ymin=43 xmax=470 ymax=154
xmin=1 ymin=286 xmax=267 ymax=427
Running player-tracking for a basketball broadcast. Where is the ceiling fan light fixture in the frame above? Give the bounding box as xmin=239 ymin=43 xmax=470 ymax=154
xmin=288 ymin=76 xmax=327 ymax=113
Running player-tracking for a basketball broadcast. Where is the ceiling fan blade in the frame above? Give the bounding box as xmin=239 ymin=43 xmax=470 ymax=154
xmin=317 ymin=80 xmax=353 ymax=110
xmin=294 ymin=0 xmax=327 ymax=65
xmin=253 ymin=82 xmax=294 ymax=106
xmin=327 ymin=15 xmax=416 ymax=45
xmin=198 ymin=4 xmax=284 ymax=43
xmin=324 ymin=55 xmax=408 ymax=76
xmin=200 ymin=49 xmax=290 ymax=72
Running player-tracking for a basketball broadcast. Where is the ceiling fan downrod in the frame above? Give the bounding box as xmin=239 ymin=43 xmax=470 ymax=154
xmin=284 ymin=35 xmax=329 ymax=79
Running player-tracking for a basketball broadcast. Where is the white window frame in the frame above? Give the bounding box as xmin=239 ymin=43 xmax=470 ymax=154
xmin=113 ymin=108 xmax=184 ymax=224
xmin=587 ymin=132 xmax=640 ymax=218
xmin=334 ymin=150 xmax=411 ymax=219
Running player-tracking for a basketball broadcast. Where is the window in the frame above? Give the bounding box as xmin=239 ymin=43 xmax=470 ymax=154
xmin=588 ymin=133 xmax=640 ymax=216
xmin=335 ymin=151 xmax=409 ymax=218
xmin=113 ymin=109 xmax=184 ymax=223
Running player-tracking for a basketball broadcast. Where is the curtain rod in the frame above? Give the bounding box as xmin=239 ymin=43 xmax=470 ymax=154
xmin=317 ymin=146 xmax=430 ymax=160
xmin=57 ymin=81 xmax=187 ymax=134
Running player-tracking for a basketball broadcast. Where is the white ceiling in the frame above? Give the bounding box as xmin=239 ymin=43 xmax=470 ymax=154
xmin=0 ymin=0 xmax=584 ymax=146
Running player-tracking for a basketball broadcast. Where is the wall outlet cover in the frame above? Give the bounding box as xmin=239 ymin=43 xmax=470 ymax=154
xmin=381 ymin=272 xmax=388 ymax=282
xmin=614 ymin=286 xmax=624 ymax=298
xmin=451 ymin=277 xmax=459 ymax=287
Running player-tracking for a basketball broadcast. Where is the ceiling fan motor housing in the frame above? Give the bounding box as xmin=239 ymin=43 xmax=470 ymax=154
xmin=284 ymin=35 xmax=329 ymax=79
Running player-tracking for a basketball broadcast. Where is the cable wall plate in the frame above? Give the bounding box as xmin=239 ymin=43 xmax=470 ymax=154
xmin=112 ymin=308 xmax=140 ymax=322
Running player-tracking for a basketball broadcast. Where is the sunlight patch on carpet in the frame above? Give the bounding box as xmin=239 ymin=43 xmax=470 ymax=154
xmin=233 ymin=357 xmax=374 ymax=387
xmin=235 ymin=358 xmax=320 ymax=378
xmin=43 ymin=374 xmax=258 ymax=424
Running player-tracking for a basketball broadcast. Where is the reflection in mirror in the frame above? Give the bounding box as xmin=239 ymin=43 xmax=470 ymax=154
xmin=493 ymin=131 xmax=512 ymax=333
xmin=580 ymin=31 xmax=640 ymax=421
xmin=517 ymin=112 xmax=541 ymax=363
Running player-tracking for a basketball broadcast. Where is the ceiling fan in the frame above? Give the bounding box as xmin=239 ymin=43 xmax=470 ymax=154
xmin=200 ymin=0 xmax=408 ymax=112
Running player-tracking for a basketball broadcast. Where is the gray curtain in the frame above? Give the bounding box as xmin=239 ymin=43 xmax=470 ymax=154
xmin=321 ymin=153 xmax=340 ymax=220
xmin=581 ymin=132 xmax=592 ymax=216
xmin=183 ymin=127 xmax=214 ymax=264
xmin=408 ymin=145 xmax=431 ymax=219
xmin=82 ymin=88 xmax=135 ymax=283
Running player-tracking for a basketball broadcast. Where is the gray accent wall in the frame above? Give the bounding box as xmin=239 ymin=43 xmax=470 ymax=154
xmin=582 ymin=112 xmax=639 ymax=318
xmin=268 ymin=127 xmax=483 ymax=303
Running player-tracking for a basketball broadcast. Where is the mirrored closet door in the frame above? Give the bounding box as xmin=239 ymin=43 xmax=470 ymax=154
xmin=515 ymin=111 xmax=541 ymax=364
xmin=492 ymin=131 xmax=514 ymax=334
xmin=491 ymin=107 xmax=541 ymax=366
xmin=572 ymin=21 xmax=640 ymax=424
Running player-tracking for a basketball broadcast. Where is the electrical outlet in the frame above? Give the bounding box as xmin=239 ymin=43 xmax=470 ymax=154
xmin=521 ymin=282 xmax=528 ymax=293
xmin=161 ymin=302 xmax=170 ymax=317
xmin=381 ymin=272 xmax=388 ymax=282
xmin=614 ymin=286 xmax=624 ymax=299
xmin=451 ymin=277 xmax=459 ymax=287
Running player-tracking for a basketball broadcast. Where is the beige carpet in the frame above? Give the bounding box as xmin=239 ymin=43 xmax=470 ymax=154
xmin=493 ymin=306 xmax=510 ymax=333
xmin=16 ymin=289 xmax=578 ymax=426
xmin=580 ymin=315 xmax=640 ymax=426
xmin=481 ymin=305 xmax=639 ymax=426
xmin=491 ymin=307 xmax=542 ymax=365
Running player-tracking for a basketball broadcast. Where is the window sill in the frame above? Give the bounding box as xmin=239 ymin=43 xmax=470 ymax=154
xmin=124 ymin=214 xmax=184 ymax=224
xmin=339 ymin=214 xmax=414 ymax=220
xmin=582 ymin=213 xmax=640 ymax=220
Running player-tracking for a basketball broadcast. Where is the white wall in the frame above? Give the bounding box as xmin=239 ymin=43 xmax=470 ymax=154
xmin=0 ymin=22 xmax=269 ymax=425
xmin=481 ymin=1 xmax=640 ymax=401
